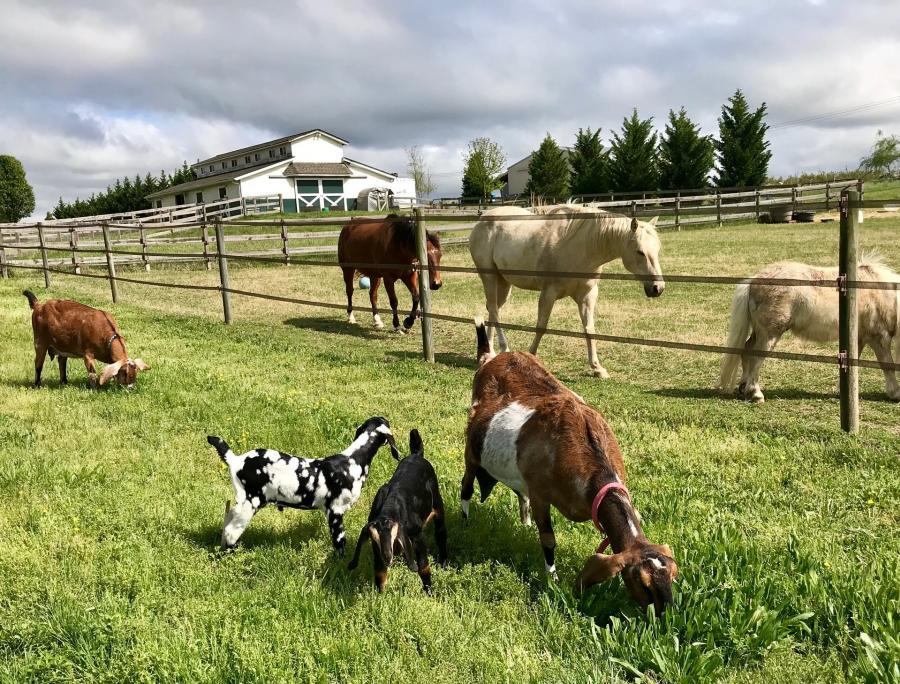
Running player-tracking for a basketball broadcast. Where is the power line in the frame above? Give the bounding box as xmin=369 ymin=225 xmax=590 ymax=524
xmin=770 ymin=95 xmax=900 ymax=130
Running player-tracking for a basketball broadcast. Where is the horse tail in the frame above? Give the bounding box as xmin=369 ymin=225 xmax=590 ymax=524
xmin=894 ymin=281 xmax=900 ymax=363
xmin=718 ymin=282 xmax=752 ymax=390
xmin=474 ymin=316 xmax=494 ymax=366
xmin=23 ymin=290 xmax=39 ymax=309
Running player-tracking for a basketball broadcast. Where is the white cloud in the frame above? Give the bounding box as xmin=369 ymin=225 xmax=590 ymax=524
xmin=1 ymin=0 xmax=898 ymax=214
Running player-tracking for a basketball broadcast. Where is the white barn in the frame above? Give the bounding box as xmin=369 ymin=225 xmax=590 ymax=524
xmin=500 ymin=147 xmax=573 ymax=197
xmin=146 ymin=129 xmax=416 ymax=212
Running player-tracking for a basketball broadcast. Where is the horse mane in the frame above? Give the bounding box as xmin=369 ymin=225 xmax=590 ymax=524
xmin=386 ymin=214 xmax=440 ymax=250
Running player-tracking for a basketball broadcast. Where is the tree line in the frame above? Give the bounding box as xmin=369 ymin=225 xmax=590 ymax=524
xmin=47 ymin=162 xmax=196 ymax=220
xmin=461 ymin=89 xmax=773 ymax=199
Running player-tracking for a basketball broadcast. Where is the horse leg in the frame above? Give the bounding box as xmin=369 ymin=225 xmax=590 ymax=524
xmin=529 ymin=287 xmax=558 ymax=356
xmin=575 ymin=284 xmax=608 ymax=378
xmin=478 ymin=272 xmax=504 ymax=351
xmin=401 ymin=272 xmax=419 ymax=331
xmin=342 ymin=268 xmax=356 ymax=324
xmin=867 ymin=335 xmax=900 ymax=400
xmin=384 ymin=278 xmax=403 ymax=333
xmin=494 ymin=277 xmax=512 ymax=352
xmin=369 ymin=276 xmax=384 ymax=330
xmin=741 ymin=330 xmax=780 ymax=403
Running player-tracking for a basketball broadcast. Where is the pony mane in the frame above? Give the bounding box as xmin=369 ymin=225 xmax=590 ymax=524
xmin=386 ymin=213 xmax=440 ymax=250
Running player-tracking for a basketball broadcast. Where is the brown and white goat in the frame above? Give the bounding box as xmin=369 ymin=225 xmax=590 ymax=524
xmin=462 ymin=321 xmax=677 ymax=612
xmin=24 ymin=290 xmax=150 ymax=388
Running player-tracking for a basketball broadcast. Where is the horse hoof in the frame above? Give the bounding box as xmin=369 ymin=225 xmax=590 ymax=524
xmin=592 ymin=368 xmax=610 ymax=379
xmin=394 ymin=327 xmax=407 ymax=335
xmin=748 ymin=391 xmax=765 ymax=404
xmin=373 ymin=315 xmax=384 ymax=330
xmin=347 ymin=313 xmax=357 ymax=324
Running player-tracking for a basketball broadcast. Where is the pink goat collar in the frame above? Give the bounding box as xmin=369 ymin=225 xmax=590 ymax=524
xmin=591 ymin=481 xmax=631 ymax=554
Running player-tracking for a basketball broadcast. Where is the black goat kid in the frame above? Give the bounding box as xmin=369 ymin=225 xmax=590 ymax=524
xmin=349 ymin=429 xmax=448 ymax=593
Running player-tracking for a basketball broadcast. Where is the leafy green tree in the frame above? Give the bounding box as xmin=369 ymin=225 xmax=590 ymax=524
xmin=859 ymin=130 xmax=900 ymax=177
xmin=569 ymin=127 xmax=608 ymax=196
xmin=461 ymin=137 xmax=506 ymax=199
xmin=714 ymin=90 xmax=771 ymax=188
xmin=608 ymin=109 xmax=659 ymax=192
xmin=524 ymin=134 xmax=570 ymax=199
xmin=658 ymin=108 xmax=715 ymax=190
xmin=0 ymin=155 xmax=36 ymax=222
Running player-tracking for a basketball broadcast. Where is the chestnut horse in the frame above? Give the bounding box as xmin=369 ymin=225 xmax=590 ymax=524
xmin=338 ymin=214 xmax=443 ymax=333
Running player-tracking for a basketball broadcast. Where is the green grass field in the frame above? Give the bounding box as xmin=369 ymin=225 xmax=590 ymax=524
xmin=0 ymin=215 xmax=898 ymax=683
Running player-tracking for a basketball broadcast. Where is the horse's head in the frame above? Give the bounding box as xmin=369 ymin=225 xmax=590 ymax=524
xmin=620 ymin=217 xmax=664 ymax=298
xmin=426 ymin=232 xmax=443 ymax=291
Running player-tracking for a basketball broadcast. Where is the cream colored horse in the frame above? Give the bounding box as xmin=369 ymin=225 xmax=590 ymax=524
xmin=469 ymin=204 xmax=664 ymax=377
xmin=719 ymin=258 xmax=900 ymax=402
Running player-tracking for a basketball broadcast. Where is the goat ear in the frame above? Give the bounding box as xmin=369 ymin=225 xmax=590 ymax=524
xmin=648 ymin=216 xmax=659 ymax=227
xmin=398 ymin=530 xmax=418 ymax=572
xmin=385 ymin=432 xmax=401 ymax=460
xmin=99 ymin=361 xmax=123 ymax=386
xmin=132 ymin=358 xmax=150 ymax=371
xmin=575 ymin=549 xmax=638 ymax=593
xmin=409 ymin=429 xmax=423 ymax=456
xmin=348 ymin=524 xmax=373 ymax=570
xmin=630 ymin=217 xmax=639 ymax=232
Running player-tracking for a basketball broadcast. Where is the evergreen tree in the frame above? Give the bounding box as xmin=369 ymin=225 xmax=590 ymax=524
xmin=658 ymin=108 xmax=715 ymax=190
xmin=569 ymin=127 xmax=608 ymax=196
xmin=461 ymin=137 xmax=506 ymax=199
xmin=0 ymin=155 xmax=36 ymax=222
xmin=608 ymin=110 xmax=659 ymax=192
xmin=714 ymin=89 xmax=771 ymax=188
xmin=524 ymin=134 xmax=570 ymax=199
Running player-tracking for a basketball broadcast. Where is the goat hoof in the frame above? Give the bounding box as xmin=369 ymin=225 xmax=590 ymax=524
xmin=403 ymin=317 xmax=416 ymax=329
xmin=394 ymin=326 xmax=406 ymax=335
xmin=747 ymin=391 xmax=765 ymax=404
xmin=592 ymin=368 xmax=610 ymax=379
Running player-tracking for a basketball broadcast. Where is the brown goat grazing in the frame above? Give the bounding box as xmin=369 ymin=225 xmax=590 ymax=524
xmin=24 ymin=290 xmax=150 ymax=388
xmin=463 ymin=321 xmax=677 ymax=612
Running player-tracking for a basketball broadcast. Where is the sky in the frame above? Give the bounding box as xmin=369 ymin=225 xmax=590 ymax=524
xmin=1 ymin=0 xmax=899 ymax=217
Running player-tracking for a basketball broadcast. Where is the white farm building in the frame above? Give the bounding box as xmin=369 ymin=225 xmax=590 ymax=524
xmin=146 ymin=129 xmax=416 ymax=212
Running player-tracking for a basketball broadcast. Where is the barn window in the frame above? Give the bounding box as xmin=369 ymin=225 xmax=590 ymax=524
xmin=221 ymin=162 xmax=226 ymax=170
xmin=245 ymin=156 xmax=251 ymax=164
xmin=255 ymin=153 xmax=260 ymax=161
xmin=269 ymin=149 xmax=275 ymax=158
xmin=155 ymin=200 xmax=162 ymax=209
xmin=231 ymin=159 xmax=237 ymax=167
xmin=279 ymin=146 xmax=286 ymax=155
xmin=209 ymin=165 xmax=214 ymax=173
xmin=195 ymin=192 xmax=203 ymax=204
xmin=218 ymin=187 xmax=227 ymax=199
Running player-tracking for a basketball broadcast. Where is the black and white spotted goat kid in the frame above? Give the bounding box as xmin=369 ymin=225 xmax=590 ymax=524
xmin=207 ymin=417 xmax=400 ymax=555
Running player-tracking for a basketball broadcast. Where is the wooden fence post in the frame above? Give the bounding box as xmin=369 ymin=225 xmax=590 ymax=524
xmin=838 ymin=189 xmax=859 ymax=434
xmin=69 ymin=226 xmax=81 ymax=274
xmin=36 ymin=222 xmax=51 ymax=288
xmin=414 ymin=208 xmax=434 ymax=363
xmin=280 ymin=218 xmax=289 ymax=264
xmin=825 ymin=182 xmax=831 ymax=211
xmin=101 ymin=221 xmax=119 ymax=303
xmin=200 ymin=206 xmax=211 ymax=271
xmin=0 ymin=236 xmax=8 ymax=279
xmin=755 ymin=189 xmax=761 ymax=221
xmin=716 ymin=191 xmax=722 ymax=226
xmin=214 ymin=218 xmax=232 ymax=324
xmin=630 ymin=200 xmax=637 ymax=218
xmin=674 ymin=192 xmax=681 ymax=231
xmin=856 ymin=179 xmax=864 ymax=203
xmin=139 ymin=223 xmax=150 ymax=271
xmin=791 ymin=186 xmax=798 ymax=214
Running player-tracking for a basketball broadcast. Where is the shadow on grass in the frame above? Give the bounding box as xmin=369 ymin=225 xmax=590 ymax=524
xmin=283 ymin=315 xmax=393 ymax=340
xmin=653 ymin=386 xmax=895 ymax=402
xmin=181 ymin=512 xmax=326 ymax=553
xmin=384 ymin=350 xmax=478 ymax=371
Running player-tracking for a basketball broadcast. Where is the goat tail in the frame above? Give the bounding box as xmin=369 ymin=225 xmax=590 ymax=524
xmin=718 ymin=283 xmax=752 ymax=391
xmin=207 ymin=435 xmax=234 ymax=464
xmin=23 ymin=290 xmax=39 ymax=309
xmin=474 ymin=316 xmax=494 ymax=366
xmin=894 ymin=282 xmax=900 ymax=363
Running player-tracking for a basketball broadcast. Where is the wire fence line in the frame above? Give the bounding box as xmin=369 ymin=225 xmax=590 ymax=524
xmin=1 ymin=191 xmax=898 ymax=430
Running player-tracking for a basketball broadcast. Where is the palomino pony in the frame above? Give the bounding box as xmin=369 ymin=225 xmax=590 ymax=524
xmin=338 ymin=215 xmax=442 ymax=333
xmin=468 ymin=204 xmax=664 ymax=377
xmin=719 ymin=258 xmax=900 ymax=402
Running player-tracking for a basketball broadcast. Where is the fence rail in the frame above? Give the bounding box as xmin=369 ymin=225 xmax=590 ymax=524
xmin=1 ymin=187 xmax=897 ymax=434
